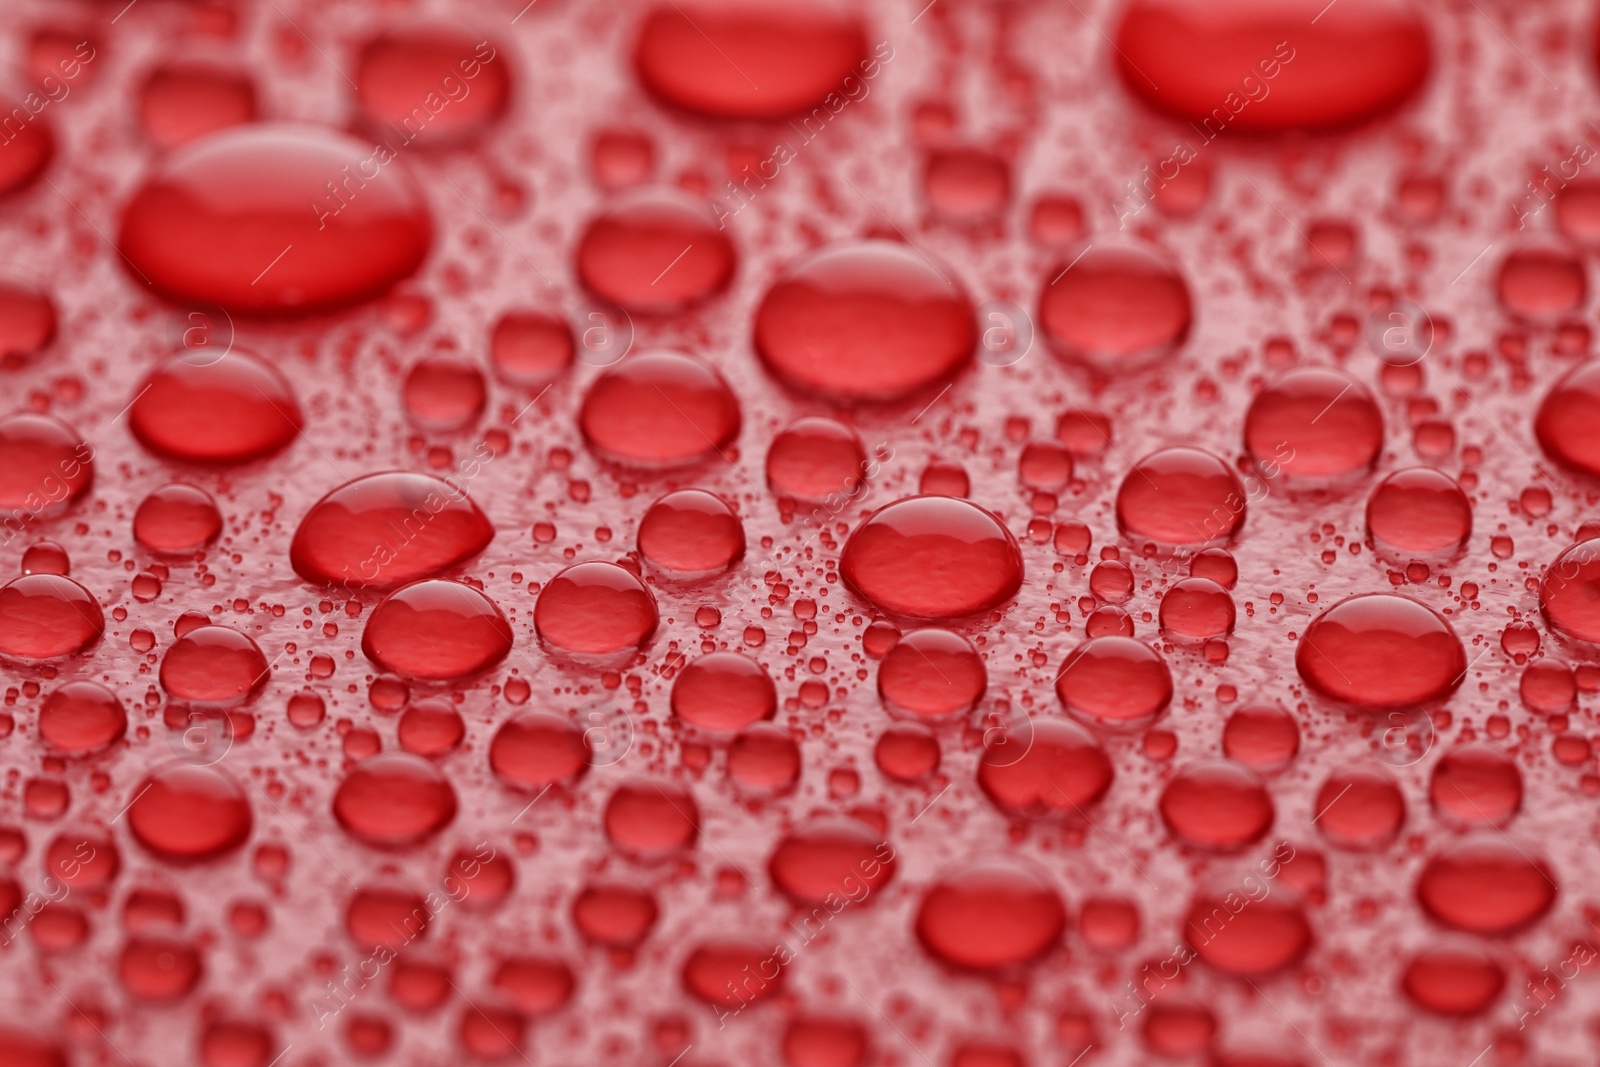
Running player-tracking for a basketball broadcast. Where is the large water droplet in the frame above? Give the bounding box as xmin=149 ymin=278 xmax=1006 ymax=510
xmin=127 ymin=763 xmax=252 ymax=862
xmin=915 ymin=857 xmax=1066 ymax=970
xmin=576 ymin=188 xmax=735 ymax=313
xmin=0 ymin=573 xmax=103 ymax=660
xmin=977 ymin=717 xmax=1112 ymax=816
xmin=534 ymin=561 xmax=659 ymax=655
xmin=290 ymin=471 xmax=494 ymax=590
xmin=1535 ymin=361 xmax=1600 ymax=478
xmin=133 ymin=483 xmax=223 ymax=554
xmin=1115 ymin=447 xmax=1244 ymax=546
xmin=355 ymin=29 xmax=510 ymax=146
xmin=159 ymin=625 xmax=269 ymax=704
xmin=128 ymin=351 xmax=303 ymax=463
xmin=1415 ymin=838 xmax=1556 ymax=934
xmin=603 ymin=779 xmax=698 ymax=858
xmin=633 ymin=4 xmax=868 ymax=119
xmin=118 ymin=124 xmax=432 ymax=314
xmin=333 ymin=753 xmax=458 ymax=847
xmin=840 ymin=496 xmax=1022 ymax=619
xmin=361 ymin=580 xmax=512 ymax=681
xmin=1365 ymin=468 xmax=1471 ymax=554
xmin=1296 ymin=594 xmax=1464 ymax=709
xmin=0 ymin=412 xmax=92 ymax=514
xmin=767 ymin=817 xmax=894 ymax=905
xmin=767 ymin=417 xmax=867 ymax=501
xmin=1244 ymin=367 xmax=1382 ymax=481
xmin=671 ymin=652 xmax=776 ymax=731
xmin=754 ymin=240 xmax=975 ymax=402
xmin=1038 ymin=242 xmax=1192 ymax=366
xmin=1055 ymin=636 xmax=1172 ymax=727
xmin=877 ymin=627 xmax=985 ymax=719
xmin=1183 ymin=885 xmax=1310 ymax=976
xmin=578 ymin=350 xmax=740 ymax=466
xmin=636 ymin=489 xmax=745 ymax=576
xmin=1428 ymin=744 xmax=1520 ymax=826
xmin=490 ymin=711 xmax=589 ymax=791
xmin=1159 ymin=760 xmax=1273 ymax=850
xmin=38 ymin=681 xmax=125 ymax=755
xmin=1113 ymin=0 xmax=1431 ymax=132
xmin=1495 ymin=246 xmax=1586 ymax=318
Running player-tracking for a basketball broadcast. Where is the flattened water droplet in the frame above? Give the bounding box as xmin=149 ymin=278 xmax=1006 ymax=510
xmin=1055 ymin=636 xmax=1172 ymax=727
xmin=578 ymin=350 xmax=740 ymax=467
xmin=671 ymin=652 xmax=776 ymax=731
xmin=361 ymin=580 xmax=512 ymax=681
xmin=534 ymin=561 xmax=658 ymax=655
xmin=333 ymin=753 xmax=458 ymax=847
xmin=1244 ymin=367 xmax=1382 ymax=481
xmin=636 ymin=489 xmax=745 ymax=576
xmin=915 ymin=857 xmax=1066 ymax=970
xmin=877 ymin=628 xmax=985 ymax=719
xmin=1296 ymin=594 xmax=1464 ymax=709
xmin=290 ymin=471 xmax=494 ymax=590
xmin=1114 ymin=0 xmax=1430 ymax=132
xmin=355 ymin=29 xmax=510 ymax=146
xmin=127 ymin=762 xmax=252 ymax=862
xmin=633 ymin=4 xmax=867 ymax=119
xmin=754 ymin=240 xmax=975 ymax=402
xmin=1365 ymin=467 xmax=1471 ymax=554
xmin=133 ymin=483 xmax=222 ymax=554
xmin=1415 ymin=837 xmax=1556 ymax=934
xmin=1115 ymin=447 xmax=1243 ymax=546
xmin=840 ymin=497 xmax=1022 ymax=619
xmin=1038 ymin=242 xmax=1192 ymax=366
xmin=576 ymin=189 xmax=735 ymax=313
xmin=0 ymin=412 xmax=92 ymax=514
xmin=118 ymin=124 xmax=432 ymax=314
xmin=1159 ymin=760 xmax=1273 ymax=851
xmin=159 ymin=625 xmax=268 ymax=704
xmin=129 ymin=351 xmax=303 ymax=464
xmin=38 ymin=681 xmax=126 ymax=755
xmin=0 ymin=573 xmax=103 ymax=660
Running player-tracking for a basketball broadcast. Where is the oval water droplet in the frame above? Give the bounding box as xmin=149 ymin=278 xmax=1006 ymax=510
xmin=129 ymin=351 xmax=303 ymax=464
xmin=1296 ymin=594 xmax=1464 ymax=709
xmin=333 ymin=753 xmax=458 ymax=847
xmin=127 ymin=762 xmax=252 ymax=862
xmin=633 ymin=4 xmax=868 ymax=119
xmin=1038 ymin=242 xmax=1192 ymax=366
xmin=840 ymin=496 xmax=1022 ymax=619
xmin=576 ymin=188 xmax=735 ymax=314
xmin=290 ymin=471 xmax=494 ymax=590
xmin=534 ymin=561 xmax=659 ymax=655
xmin=754 ymin=240 xmax=975 ymax=402
xmin=118 ymin=124 xmax=432 ymax=314
xmin=1114 ymin=0 xmax=1431 ymax=132
xmin=578 ymin=350 xmax=740 ymax=467
xmin=361 ymin=580 xmax=512 ymax=681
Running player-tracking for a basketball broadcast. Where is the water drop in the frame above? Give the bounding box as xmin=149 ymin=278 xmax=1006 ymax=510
xmin=840 ymin=496 xmax=1022 ymax=619
xmin=753 ymin=240 xmax=975 ymax=402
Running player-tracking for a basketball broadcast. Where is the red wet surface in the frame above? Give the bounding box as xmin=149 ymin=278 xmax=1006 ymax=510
xmin=1 ymin=1 xmax=1600 ymax=1066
